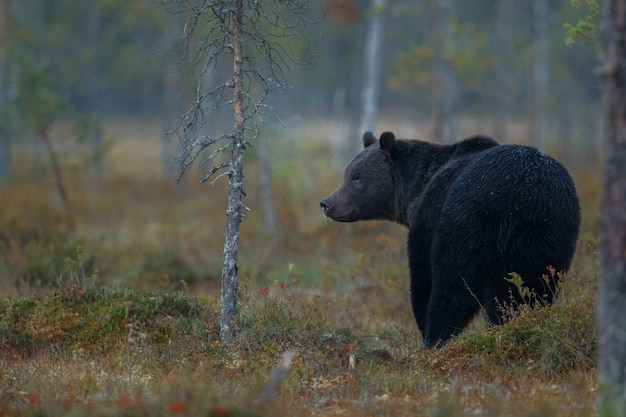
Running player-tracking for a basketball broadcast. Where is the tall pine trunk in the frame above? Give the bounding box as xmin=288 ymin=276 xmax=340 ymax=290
xmin=599 ymin=0 xmax=626 ymax=413
xmin=220 ymin=0 xmax=245 ymax=341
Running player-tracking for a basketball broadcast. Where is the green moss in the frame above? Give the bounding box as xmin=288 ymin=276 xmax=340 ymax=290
xmin=0 ymin=286 xmax=216 ymax=356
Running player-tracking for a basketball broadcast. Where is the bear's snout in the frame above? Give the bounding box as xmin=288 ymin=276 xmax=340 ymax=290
xmin=320 ymin=198 xmax=332 ymax=216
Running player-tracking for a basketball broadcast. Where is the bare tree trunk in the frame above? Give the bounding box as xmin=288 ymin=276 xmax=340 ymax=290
xmin=356 ymin=0 xmax=384 ymax=151
xmin=160 ymin=0 xmax=310 ymax=342
xmin=162 ymin=15 xmax=184 ymax=179
xmin=331 ymin=87 xmax=347 ymax=169
xmin=431 ymin=0 xmax=456 ymax=143
xmin=162 ymin=69 xmax=182 ymax=178
xmin=257 ymin=132 xmax=278 ymax=251
xmin=599 ymin=0 xmax=626 ymax=413
xmin=531 ymin=0 xmax=548 ymax=152
xmin=494 ymin=0 xmax=514 ymax=142
xmin=432 ymin=0 xmax=444 ymax=143
xmin=88 ymin=3 xmax=104 ymax=183
xmin=0 ymin=0 xmax=10 ymax=181
xmin=39 ymin=125 xmax=72 ymax=217
xmin=220 ymin=0 xmax=245 ymax=341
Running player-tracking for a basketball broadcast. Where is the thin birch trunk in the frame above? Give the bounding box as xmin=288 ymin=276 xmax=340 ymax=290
xmin=258 ymin=132 xmax=278 ymax=251
xmin=88 ymin=3 xmax=104 ymax=183
xmin=39 ymin=125 xmax=72 ymax=217
xmin=220 ymin=0 xmax=245 ymax=341
xmin=494 ymin=1 xmax=513 ymax=142
xmin=331 ymin=87 xmax=347 ymax=169
xmin=356 ymin=0 xmax=384 ymax=154
xmin=431 ymin=0 xmax=456 ymax=143
xmin=531 ymin=0 xmax=548 ymax=152
xmin=162 ymin=15 xmax=185 ymax=179
xmin=0 ymin=0 xmax=10 ymax=180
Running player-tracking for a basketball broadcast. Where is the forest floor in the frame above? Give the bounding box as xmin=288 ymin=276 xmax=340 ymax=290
xmin=0 ymin=119 xmax=601 ymax=416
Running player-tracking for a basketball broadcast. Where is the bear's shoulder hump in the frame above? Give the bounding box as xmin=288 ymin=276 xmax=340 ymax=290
xmin=452 ymin=135 xmax=499 ymax=157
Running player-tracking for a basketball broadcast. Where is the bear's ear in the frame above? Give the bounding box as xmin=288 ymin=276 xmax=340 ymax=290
xmin=379 ymin=131 xmax=396 ymax=151
xmin=363 ymin=131 xmax=377 ymax=148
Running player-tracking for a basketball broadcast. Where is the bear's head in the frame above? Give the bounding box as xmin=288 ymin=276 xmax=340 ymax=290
xmin=320 ymin=131 xmax=396 ymax=222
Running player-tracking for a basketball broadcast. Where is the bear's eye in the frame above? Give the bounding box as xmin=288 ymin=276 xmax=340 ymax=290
xmin=351 ymin=174 xmax=362 ymax=183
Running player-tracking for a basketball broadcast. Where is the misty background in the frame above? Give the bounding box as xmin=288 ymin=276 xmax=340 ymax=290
xmin=0 ymin=0 xmax=601 ymax=168
xmin=0 ymin=0 xmax=601 ymax=291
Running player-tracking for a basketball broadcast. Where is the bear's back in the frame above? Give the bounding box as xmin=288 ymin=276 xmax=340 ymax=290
xmin=450 ymin=135 xmax=499 ymax=157
xmin=445 ymin=144 xmax=580 ymax=251
xmin=409 ymin=141 xmax=579 ymax=236
xmin=464 ymin=144 xmax=576 ymax=193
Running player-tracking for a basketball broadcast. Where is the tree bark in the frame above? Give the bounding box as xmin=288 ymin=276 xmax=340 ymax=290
xmin=258 ymin=132 xmax=278 ymax=252
xmin=531 ymin=0 xmax=549 ymax=152
xmin=431 ymin=0 xmax=444 ymax=143
xmin=331 ymin=87 xmax=347 ymax=169
xmin=0 ymin=0 xmax=10 ymax=181
xmin=356 ymin=0 xmax=384 ymax=154
xmin=88 ymin=2 xmax=104 ymax=183
xmin=599 ymin=0 xmax=626 ymax=413
xmin=494 ymin=0 xmax=514 ymax=142
xmin=220 ymin=0 xmax=245 ymax=342
xmin=162 ymin=14 xmax=185 ymax=179
xmin=162 ymin=68 xmax=182 ymax=178
xmin=39 ymin=125 xmax=72 ymax=217
xmin=431 ymin=0 xmax=456 ymax=143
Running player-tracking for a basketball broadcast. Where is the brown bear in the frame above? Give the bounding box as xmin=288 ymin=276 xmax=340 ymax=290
xmin=320 ymin=131 xmax=581 ymax=348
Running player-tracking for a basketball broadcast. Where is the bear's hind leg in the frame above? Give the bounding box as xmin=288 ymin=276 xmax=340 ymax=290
xmin=481 ymin=262 xmax=563 ymax=326
xmin=423 ymin=287 xmax=481 ymax=348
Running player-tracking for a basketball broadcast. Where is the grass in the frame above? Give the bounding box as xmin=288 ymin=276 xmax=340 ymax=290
xmin=0 ymin=282 xmax=597 ymax=416
xmin=0 ymin=118 xmax=600 ymax=416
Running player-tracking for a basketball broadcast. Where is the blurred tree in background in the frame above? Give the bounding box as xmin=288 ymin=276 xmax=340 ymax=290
xmin=0 ymin=0 xmax=10 ymax=181
xmin=0 ymin=0 xmax=604 ymax=291
xmin=0 ymin=1 xmax=601 ymax=165
xmin=357 ymin=0 xmax=386 ymax=150
xmin=0 ymin=0 xmax=169 ymax=191
xmin=0 ymin=3 xmax=609 ymax=382
xmin=10 ymin=48 xmax=74 ymax=215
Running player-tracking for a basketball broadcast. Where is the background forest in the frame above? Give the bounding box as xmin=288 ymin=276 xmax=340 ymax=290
xmin=0 ymin=0 xmax=602 ymax=168
xmin=0 ymin=1 xmax=603 ymax=416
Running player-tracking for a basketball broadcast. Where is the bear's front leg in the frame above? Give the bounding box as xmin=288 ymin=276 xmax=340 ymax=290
xmin=407 ymin=230 xmax=432 ymax=340
xmin=410 ymin=280 xmax=429 ymax=337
